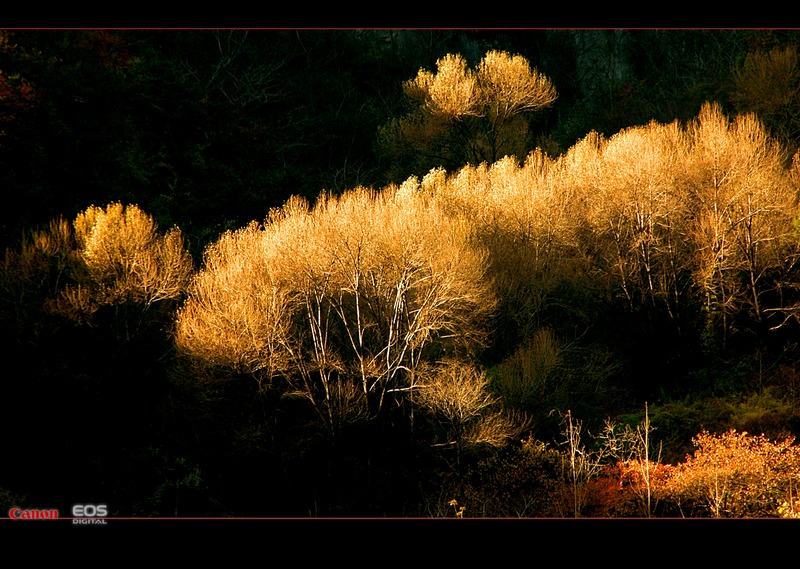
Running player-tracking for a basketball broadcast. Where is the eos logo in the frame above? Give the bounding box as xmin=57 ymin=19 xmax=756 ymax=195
xmin=72 ymin=504 xmax=108 ymax=517
xmin=72 ymin=504 xmax=109 ymax=525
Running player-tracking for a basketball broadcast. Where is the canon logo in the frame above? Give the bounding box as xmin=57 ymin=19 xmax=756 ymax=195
xmin=8 ymin=507 xmax=59 ymax=520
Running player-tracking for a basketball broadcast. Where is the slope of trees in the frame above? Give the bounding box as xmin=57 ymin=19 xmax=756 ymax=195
xmin=4 ymin=100 xmax=798 ymax=517
xmin=3 ymin=33 xmax=800 ymax=517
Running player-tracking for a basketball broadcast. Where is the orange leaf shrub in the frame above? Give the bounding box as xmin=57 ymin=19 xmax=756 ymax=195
xmin=660 ymin=429 xmax=800 ymax=517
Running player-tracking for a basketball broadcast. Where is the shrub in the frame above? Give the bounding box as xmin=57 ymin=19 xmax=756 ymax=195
xmin=660 ymin=429 xmax=800 ymax=517
xmin=438 ymin=436 xmax=565 ymax=518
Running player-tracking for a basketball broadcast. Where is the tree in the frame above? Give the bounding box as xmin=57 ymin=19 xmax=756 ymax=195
xmin=379 ymin=50 xmax=557 ymax=178
xmin=0 ymin=202 xmax=192 ymax=329
xmin=0 ymin=203 xmax=195 ymax=515
xmin=426 ymin=151 xmax=590 ymax=345
xmin=556 ymin=410 xmax=615 ymax=517
xmin=50 ymin=203 xmax=193 ymax=325
xmin=586 ymin=120 xmax=692 ymax=323
xmin=175 ymin=185 xmax=497 ymax=437
xmin=598 ymin=403 xmax=664 ymax=517
xmin=566 ymin=102 xmax=797 ymax=351
xmin=684 ymin=103 xmax=798 ymax=346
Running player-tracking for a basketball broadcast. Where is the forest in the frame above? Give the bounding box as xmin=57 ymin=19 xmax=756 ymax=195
xmin=3 ymin=29 xmax=800 ymax=519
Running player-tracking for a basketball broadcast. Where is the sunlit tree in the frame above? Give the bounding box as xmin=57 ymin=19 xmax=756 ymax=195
xmin=426 ymin=151 xmax=587 ymax=341
xmin=175 ymin=186 xmax=497 ymax=436
xmin=1 ymin=202 xmax=192 ymax=327
xmin=52 ymin=203 xmax=193 ymax=323
xmin=415 ymin=359 xmax=525 ymax=465
xmin=597 ymin=403 xmax=665 ymax=517
xmin=379 ymin=50 xmax=557 ymax=177
xmin=0 ymin=218 xmax=75 ymax=338
xmin=0 ymin=203 xmax=195 ymax=516
xmin=684 ymin=103 xmax=798 ymax=345
xmin=586 ymin=120 xmax=692 ymax=323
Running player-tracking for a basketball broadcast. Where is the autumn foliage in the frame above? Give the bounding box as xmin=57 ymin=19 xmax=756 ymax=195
xmin=661 ymin=430 xmax=800 ymax=517
xmin=414 ymin=102 xmax=800 ymax=357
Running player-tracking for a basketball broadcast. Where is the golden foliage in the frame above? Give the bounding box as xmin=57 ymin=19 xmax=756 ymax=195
xmin=380 ymin=50 xmax=557 ymax=173
xmin=405 ymin=53 xmax=481 ymax=119
xmin=685 ymin=103 xmax=797 ymax=334
xmin=1 ymin=204 xmax=192 ymax=326
xmin=416 ymin=359 xmax=525 ymax=449
xmin=174 ymin=220 xmax=297 ymax=376
xmin=424 ymin=102 xmax=799 ymax=340
xmin=0 ymin=218 xmax=76 ymax=330
xmin=403 ymin=50 xmax=556 ymax=121
xmin=580 ymin=120 xmax=692 ymax=313
xmin=388 ymin=99 xmax=799 ymax=356
xmin=54 ymin=203 xmax=192 ymax=320
xmin=427 ymin=151 xmax=585 ymax=336
xmin=416 ymin=360 xmax=497 ymax=424
xmin=476 ymin=50 xmax=557 ymax=120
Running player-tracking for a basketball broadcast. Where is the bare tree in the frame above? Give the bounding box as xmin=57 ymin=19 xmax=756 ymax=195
xmin=556 ymin=410 xmax=614 ymax=517
xmin=599 ymin=403 xmax=662 ymax=517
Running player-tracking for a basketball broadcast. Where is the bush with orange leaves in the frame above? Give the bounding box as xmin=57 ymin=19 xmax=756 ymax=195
xmin=579 ymin=459 xmax=675 ymax=518
xmin=659 ymin=429 xmax=800 ymax=518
